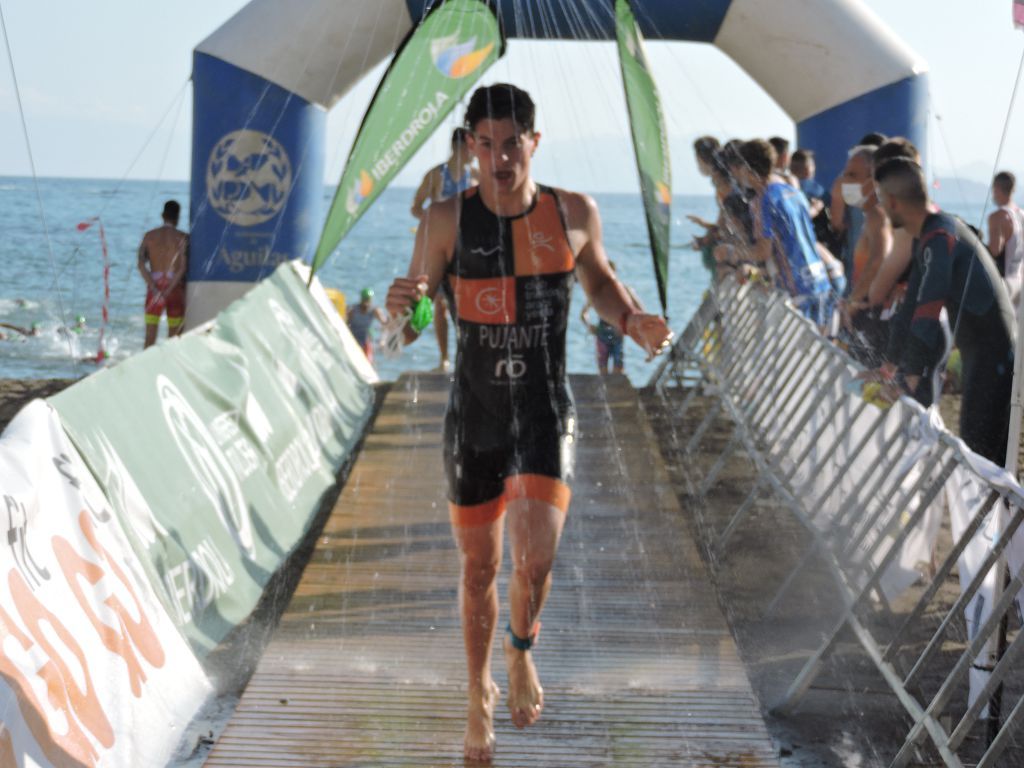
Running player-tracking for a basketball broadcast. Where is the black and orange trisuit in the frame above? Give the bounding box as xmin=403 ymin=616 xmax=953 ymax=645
xmin=441 ymin=185 xmax=577 ymax=527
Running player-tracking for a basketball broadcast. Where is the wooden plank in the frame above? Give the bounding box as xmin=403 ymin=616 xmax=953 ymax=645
xmin=205 ymin=373 xmax=780 ymax=767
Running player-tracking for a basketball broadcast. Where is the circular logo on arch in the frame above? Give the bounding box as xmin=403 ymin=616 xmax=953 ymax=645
xmin=206 ymin=129 xmax=293 ymax=227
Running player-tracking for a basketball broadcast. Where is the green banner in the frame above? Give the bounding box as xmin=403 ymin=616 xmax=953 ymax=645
xmin=616 ymin=0 xmax=671 ymax=315
xmin=50 ymin=264 xmax=374 ymax=655
xmin=311 ymin=0 xmax=504 ymax=275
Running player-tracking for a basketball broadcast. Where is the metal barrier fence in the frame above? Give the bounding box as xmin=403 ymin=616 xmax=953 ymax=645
xmin=651 ymin=275 xmax=1024 ymax=768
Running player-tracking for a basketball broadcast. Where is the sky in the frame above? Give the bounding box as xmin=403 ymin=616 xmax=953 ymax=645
xmin=0 ymin=0 xmax=1021 ymax=195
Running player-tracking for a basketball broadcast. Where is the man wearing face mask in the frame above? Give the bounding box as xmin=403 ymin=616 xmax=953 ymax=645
xmin=838 ymin=145 xmax=892 ymax=365
xmin=873 ymin=158 xmax=1015 ymax=461
xmin=831 ymin=134 xmax=887 ymax=287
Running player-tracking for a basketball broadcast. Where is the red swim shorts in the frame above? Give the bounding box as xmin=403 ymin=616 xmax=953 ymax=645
xmin=145 ymin=276 xmax=185 ymax=328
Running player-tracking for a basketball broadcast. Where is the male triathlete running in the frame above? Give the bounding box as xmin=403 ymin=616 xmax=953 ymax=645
xmin=386 ymin=83 xmax=672 ymax=763
xmin=873 ymin=158 xmax=1015 ymax=463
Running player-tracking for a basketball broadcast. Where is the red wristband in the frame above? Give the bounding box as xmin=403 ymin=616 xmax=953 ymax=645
xmin=619 ymin=309 xmax=638 ymax=335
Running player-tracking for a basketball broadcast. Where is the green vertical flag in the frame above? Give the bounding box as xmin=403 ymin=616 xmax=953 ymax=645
xmin=311 ymin=0 xmax=504 ymax=276
xmin=615 ymin=0 xmax=671 ymax=316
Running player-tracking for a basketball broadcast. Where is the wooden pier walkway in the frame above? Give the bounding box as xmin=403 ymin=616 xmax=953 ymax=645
xmin=205 ymin=373 xmax=781 ymax=767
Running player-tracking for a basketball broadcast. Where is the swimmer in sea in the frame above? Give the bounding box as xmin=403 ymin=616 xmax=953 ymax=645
xmin=0 ymin=321 xmax=39 ymax=338
xmin=385 ymin=83 xmax=672 ymax=763
xmin=138 ymin=200 xmax=188 ymax=349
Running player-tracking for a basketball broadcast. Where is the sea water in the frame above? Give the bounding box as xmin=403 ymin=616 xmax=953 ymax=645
xmin=0 ymin=177 xmax=718 ymax=384
xmin=0 ymin=176 xmax=987 ymax=385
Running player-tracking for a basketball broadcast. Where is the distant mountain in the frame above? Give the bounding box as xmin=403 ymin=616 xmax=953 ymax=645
xmin=931 ymin=174 xmax=990 ymax=204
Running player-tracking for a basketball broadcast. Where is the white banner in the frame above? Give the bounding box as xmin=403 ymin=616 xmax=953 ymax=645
xmin=758 ymin=335 xmax=941 ymax=601
xmin=0 ymin=401 xmax=211 ymax=768
xmin=945 ymin=440 xmax=1024 ymax=716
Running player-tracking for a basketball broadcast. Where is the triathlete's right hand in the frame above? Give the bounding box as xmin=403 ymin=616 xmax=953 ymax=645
xmin=385 ymin=274 xmax=429 ymax=319
xmin=624 ymin=313 xmax=673 ymax=361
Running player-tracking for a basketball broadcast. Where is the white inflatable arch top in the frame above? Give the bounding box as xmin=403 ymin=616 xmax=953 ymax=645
xmin=187 ymin=0 xmax=927 ymax=325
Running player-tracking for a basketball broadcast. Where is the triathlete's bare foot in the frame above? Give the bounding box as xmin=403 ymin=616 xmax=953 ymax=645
xmin=503 ymin=635 xmax=544 ymax=729
xmin=464 ymin=680 xmax=499 ymax=763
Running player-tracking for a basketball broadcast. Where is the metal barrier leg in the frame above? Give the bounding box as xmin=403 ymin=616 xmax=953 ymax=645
xmin=714 ymin=478 xmax=766 ymax=559
xmin=976 ymin=691 xmax=1024 ymax=768
xmin=903 ymin=505 xmax=1024 ymax=690
xmin=685 ymin=399 xmax=723 ymax=455
xmin=699 ymin=427 xmax=742 ymax=497
xmin=948 ymin=623 xmax=1024 ymax=753
xmin=884 ymin=491 xmax=1002 ymax=663
xmin=774 ymin=455 xmax=958 ymax=718
xmin=764 ymin=538 xmax=825 ymax=616
xmin=670 ymin=374 xmax=703 ymax=420
xmin=891 ymin=570 xmax=1024 ymax=768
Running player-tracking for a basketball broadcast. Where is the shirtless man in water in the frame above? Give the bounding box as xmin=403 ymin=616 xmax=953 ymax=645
xmin=386 ymin=84 xmax=672 ymax=763
xmin=138 ymin=200 xmax=188 ymax=348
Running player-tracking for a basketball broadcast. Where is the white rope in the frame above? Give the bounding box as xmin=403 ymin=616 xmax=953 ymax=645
xmin=0 ymin=0 xmax=75 ymax=361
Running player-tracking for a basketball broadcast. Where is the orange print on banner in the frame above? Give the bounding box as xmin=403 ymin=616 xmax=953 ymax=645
xmin=450 ymin=275 xmax=516 ymax=324
xmin=0 ymin=571 xmax=113 ymax=767
xmin=9 ymin=568 xmax=115 ymax=754
xmin=512 ymin=197 xmax=574 ymax=276
xmin=53 ymin=512 xmax=166 ymax=698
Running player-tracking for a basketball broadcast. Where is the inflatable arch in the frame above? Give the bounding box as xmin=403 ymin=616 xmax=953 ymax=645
xmin=186 ymin=0 xmax=928 ymax=327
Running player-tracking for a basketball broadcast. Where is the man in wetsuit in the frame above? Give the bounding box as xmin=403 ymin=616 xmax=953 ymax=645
xmin=862 ymin=137 xmax=951 ymax=397
xmin=873 ymin=158 xmax=1015 ymax=463
xmin=138 ymin=200 xmax=188 ymax=348
xmin=385 ymin=83 xmax=672 ymax=763
xmin=411 ymin=128 xmax=480 ymax=371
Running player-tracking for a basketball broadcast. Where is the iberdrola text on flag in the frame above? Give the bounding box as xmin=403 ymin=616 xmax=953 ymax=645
xmin=311 ymin=0 xmax=504 ymax=278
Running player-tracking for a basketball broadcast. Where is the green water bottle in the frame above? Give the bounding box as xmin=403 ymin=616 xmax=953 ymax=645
xmin=409 ymin=295 xmax=434 ymax=333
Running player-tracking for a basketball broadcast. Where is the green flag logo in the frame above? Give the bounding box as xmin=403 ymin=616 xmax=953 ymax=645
xmin=345 ymin=170 xmax=375 ymax=215
xmin=657 ymin=181 xmax=671 ymax=209
xmin=311 ymin=0 xmax=504 ymax=277
xmin=431 ymin=34 xmax=495 ymax=78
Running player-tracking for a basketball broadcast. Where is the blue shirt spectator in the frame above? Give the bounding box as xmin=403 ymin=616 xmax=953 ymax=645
xmin=761 ymin=181 xmax=831 ymax=298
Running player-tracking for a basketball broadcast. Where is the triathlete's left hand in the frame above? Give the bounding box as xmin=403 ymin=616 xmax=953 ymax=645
xmin=625 ymin=313 xmax=673 ymax=361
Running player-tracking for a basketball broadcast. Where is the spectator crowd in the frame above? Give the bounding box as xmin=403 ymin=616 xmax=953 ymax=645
xmin=690 ymin=134 xmax=1022 ymax=466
